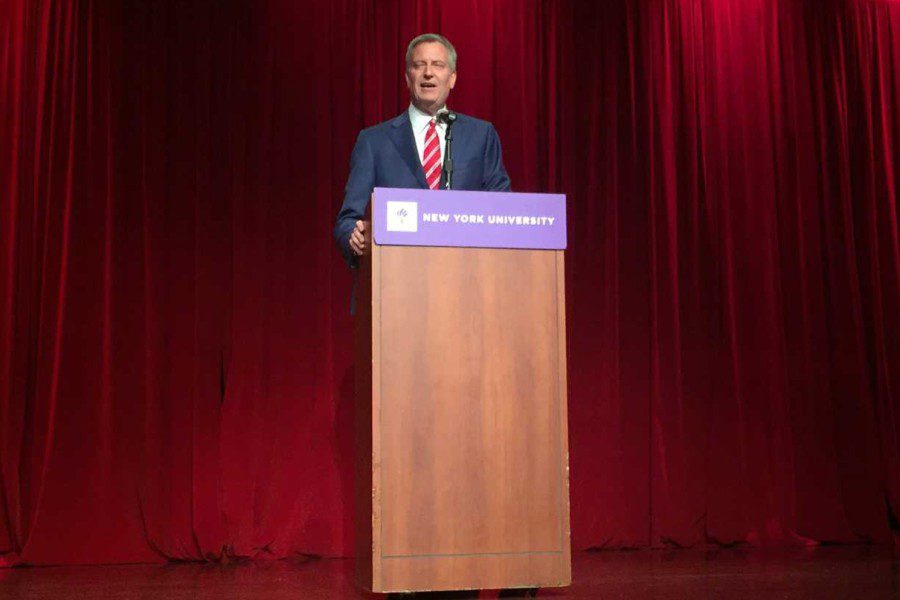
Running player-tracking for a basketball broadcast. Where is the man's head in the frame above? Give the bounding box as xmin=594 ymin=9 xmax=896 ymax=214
xmin=405 ymin=33 xmax=457 ymax=116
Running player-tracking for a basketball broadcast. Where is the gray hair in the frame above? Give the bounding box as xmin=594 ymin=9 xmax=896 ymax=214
xmin=405 ymin=33 xmax=457 ymax=72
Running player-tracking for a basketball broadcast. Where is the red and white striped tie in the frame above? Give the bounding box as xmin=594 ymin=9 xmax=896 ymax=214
xmin=422 ymin=119 xmax=442 ymax=190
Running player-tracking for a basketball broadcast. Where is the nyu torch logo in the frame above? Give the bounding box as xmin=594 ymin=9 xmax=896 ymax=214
xmin=385 ymin=201 xmax=418 ymax=232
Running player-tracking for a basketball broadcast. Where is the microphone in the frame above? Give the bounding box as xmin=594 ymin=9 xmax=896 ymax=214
xmin=437 ymin=111 xmax=457 ymax=189
xmin=437 ymin=111 xmax=457 ymax=126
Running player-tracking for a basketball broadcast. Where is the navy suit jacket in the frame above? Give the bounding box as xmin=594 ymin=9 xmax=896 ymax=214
xmin=333 ymin=110 xmax=511 ymax=265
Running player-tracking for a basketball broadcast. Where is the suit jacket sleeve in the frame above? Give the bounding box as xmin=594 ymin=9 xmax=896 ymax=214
xmin=333 ymin=131 xmax=375 ymax=267
xmin=482 ymin=123 xmax=511 ymax=192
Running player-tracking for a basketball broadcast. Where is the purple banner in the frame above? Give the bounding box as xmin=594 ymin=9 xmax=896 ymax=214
xmin=372 ymin=188 xmax=567 ymax=250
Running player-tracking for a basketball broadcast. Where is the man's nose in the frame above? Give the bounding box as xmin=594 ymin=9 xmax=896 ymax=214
xmin=423 ymin=64 xmax=433 ymax=77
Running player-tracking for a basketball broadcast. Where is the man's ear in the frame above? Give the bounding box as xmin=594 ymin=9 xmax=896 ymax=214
xmin=449 ymin=71 xmax=457 ymax=90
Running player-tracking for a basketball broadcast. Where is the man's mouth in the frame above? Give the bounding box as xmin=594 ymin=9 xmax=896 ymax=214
xmin=420 ymin=82 xmax=436 ymax=89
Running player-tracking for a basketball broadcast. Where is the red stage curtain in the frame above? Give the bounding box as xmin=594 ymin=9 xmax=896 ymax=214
xmin=1 ymin=0 xmax=898 ymax=565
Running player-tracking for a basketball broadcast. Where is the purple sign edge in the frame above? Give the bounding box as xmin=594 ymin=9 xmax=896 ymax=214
xmin=372 ymin=187 xmax=567 ymax=251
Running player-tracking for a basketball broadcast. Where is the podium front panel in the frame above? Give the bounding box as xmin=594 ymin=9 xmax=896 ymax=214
xmin=358 ymin=241 xmax=571 ymax=593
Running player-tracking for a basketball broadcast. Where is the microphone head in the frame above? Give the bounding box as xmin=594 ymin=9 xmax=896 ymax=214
xmin=437 ymin=111 xmax=457 ymax=125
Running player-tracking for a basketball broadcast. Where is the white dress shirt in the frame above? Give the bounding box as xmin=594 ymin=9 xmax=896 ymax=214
xmin=408 ymin=103 xmax=447 ymax=166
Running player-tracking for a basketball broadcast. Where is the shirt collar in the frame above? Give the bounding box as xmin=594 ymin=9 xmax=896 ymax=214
xmin=408 ymin=103 xmax=446 ymax=133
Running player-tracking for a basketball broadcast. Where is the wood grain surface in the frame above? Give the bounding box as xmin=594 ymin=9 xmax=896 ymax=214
xmin=357 ymin=244 xmax=570 ymax=593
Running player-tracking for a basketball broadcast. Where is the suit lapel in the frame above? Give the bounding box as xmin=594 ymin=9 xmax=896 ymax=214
xmin=389 ymin=112 xmax=428 ymax=189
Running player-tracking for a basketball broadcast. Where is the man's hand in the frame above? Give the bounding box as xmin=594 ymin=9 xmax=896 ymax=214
xmin=349 ymin=219 xmax=371 ymax=256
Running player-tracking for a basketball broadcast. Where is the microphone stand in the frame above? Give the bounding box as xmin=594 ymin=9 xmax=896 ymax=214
xmin=439 ymin=112 xmax=457 ymax=190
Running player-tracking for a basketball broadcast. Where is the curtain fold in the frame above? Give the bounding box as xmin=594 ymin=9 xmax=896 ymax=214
xmin=1 ymin=0 xmax=898 ymax=565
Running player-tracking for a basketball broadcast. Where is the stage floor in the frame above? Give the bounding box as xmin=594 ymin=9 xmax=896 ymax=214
xmin=0 ymin=546 xmax=897 ymax=599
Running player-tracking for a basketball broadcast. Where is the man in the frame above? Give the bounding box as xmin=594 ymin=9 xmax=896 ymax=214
xmin=333 ymin=33 xmax=511 ymax=265
xmin=334 ymin=37 xmax=535 ymax=598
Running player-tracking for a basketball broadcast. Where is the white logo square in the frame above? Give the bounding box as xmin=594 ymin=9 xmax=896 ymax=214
xmin=386 ymin=201 xmax=418 ymax=232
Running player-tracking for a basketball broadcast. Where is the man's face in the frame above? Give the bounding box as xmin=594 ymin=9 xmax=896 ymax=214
xmin=405 ymin=41 xmax=457 ymax=115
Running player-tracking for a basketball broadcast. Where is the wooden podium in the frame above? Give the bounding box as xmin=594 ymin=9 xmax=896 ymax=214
xmin=355 ymin=189 xmax=571 ymax=593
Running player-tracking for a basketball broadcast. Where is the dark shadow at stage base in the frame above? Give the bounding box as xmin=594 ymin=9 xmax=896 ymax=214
xmin=0 ymin=546 xmax=897 ymax=599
